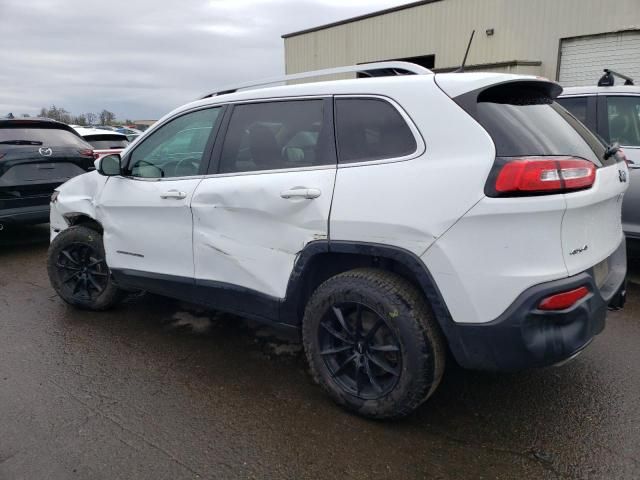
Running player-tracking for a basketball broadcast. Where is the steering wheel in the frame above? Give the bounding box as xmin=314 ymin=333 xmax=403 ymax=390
xmin=173 ymin=157 xmax=200 ymax=177
xmin=133 ymin=159 xmax=165 ymax=178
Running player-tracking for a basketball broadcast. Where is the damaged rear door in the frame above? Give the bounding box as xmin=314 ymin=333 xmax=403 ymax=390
xmin=191 ymin=98 xmax=337 ymax=312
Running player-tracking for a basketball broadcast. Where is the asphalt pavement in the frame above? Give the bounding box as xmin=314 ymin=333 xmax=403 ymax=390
xmin=1 ymin=224 xmax=639 ymax=479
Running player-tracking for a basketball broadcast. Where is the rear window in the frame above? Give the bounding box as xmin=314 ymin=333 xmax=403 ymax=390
xmin=84 ymin=134 xmax=129 ymax=149
xmin=0 ymin=126 xmax=89 ymax=148
xmin=457 ymin=82 xmax=607 ymax=165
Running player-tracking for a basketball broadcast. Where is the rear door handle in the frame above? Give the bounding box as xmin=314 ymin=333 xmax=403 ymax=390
xmin=161 ymin=190 xmax=187 ymax=200
xmin=280 ymin=188 xmax=321 ymax=199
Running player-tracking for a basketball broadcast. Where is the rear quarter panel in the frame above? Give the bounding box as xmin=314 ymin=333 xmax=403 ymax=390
xmin=329 ymin=76 xmax=496 ymax=255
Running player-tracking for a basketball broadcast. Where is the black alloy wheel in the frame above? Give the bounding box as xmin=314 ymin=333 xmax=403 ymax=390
xmin=55 ymin=242 xmax=109 ymax=301
xmin=318 ymin=302 xmax=402 ymax=400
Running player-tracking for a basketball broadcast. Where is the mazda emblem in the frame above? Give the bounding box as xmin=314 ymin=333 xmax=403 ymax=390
xmin=38 ymin=147 xmax=53 ymax=157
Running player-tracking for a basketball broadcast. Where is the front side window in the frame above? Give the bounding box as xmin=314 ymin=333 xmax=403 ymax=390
xmin=335 ymin=98 xmax=417 ymax=163
xmin=218 ymin=100 xmax=332 ymax=174
xmin=606 ymin=96 xmax=640 ymax=147
xmin=128 ymin=108 xmax=221 ymax=178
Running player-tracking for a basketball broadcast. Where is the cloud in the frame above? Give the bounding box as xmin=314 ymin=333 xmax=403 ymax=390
xmin=0 ymin=0 xmax=411 ymax=120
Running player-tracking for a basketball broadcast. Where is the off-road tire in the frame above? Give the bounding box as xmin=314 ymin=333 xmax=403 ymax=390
xmin=47 ymin=226 xmax=124 ymax=311
xmin=302 ymin=268 xmax=446 ymax=419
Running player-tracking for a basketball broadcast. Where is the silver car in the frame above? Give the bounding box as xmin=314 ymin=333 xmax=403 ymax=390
xmin=558 ymin=81 xmax=640 ymax=246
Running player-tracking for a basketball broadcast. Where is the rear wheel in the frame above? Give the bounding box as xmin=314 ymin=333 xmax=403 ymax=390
xmin=47 ymin=226 xmax=123 ymax=310
xmin=302 ymin=268 xmax=446 ymax=419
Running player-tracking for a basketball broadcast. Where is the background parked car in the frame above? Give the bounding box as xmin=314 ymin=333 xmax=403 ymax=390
xmin=0 ymin=118 xmax=95 ymax=226
xmin=114 ymin=126 xmax=142 ymax=142
xmin=557 ymin=72 xmax=640 ymax=249
xmin=73 ymin=127 xmax=129 ymax=161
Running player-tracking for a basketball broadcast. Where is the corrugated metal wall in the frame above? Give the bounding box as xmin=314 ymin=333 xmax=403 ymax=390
xmin=284 ymin=0 xmax=640 ymax=83
xmin=559 ymin=31 xmax=640 ymax=86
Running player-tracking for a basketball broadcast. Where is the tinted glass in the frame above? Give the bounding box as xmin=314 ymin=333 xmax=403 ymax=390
xmin=556 ymin=96 xmax=588 ymax=124
xmin=470 ymin=84 xmax=604 ymax=164
xmin=606 ymin=96 xmax=640 ymax=147
xmin=0 ymin=126 xmax=90 ymax=148
xmin=219 ymin=100 xmax=331 ymax=173
xmin=128 ymin=108 xmax=221 ymax=178
xmin=84 ymin=135 xmax=129 ymax=149
xmin=335 ymin=98 xmax=416 ymax=163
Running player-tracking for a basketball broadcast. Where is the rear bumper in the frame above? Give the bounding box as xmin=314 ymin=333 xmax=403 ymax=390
xmin=447 ymin=239 xmax=627 ymax=372
xmin=0 ymin=204 xmax=50 ymax=225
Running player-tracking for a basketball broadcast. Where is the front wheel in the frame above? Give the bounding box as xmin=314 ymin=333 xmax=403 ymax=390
xmin=302 ymin=268 xmax=446 ymax=419
xmin=47 ymin=226 xmax=124 ymax=310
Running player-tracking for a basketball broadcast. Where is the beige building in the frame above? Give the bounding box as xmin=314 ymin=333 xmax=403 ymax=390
xmin=283 ymin=0 xmax=640 ymax=86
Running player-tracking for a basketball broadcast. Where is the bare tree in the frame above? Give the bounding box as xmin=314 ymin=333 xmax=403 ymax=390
xmin=99 ymin=109 xmax=115 ymax=125
xmin=85 ymin=112 xmax=97 ymax=125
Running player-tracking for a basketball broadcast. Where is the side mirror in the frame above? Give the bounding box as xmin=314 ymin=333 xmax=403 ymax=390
xmin=97 ymin=154 xmax=122 ymax=176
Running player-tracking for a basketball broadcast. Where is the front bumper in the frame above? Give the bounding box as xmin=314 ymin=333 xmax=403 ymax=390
xmin=446 ymin=239 xmax=627 ymax=372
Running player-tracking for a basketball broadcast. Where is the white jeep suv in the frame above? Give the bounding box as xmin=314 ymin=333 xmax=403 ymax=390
xmin=47 ymin=62 xmax=628 ymax=419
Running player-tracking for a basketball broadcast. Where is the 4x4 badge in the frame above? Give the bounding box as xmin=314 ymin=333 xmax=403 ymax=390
xmin=38 ymin=147 xmax=52 ymax=157
xmin=619 ymin=170 xmax=628 ymax=183
xmin=569 ymin=245 xmax=589 ymax=256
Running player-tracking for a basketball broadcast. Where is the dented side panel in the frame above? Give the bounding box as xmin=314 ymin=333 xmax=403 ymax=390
xmin=97 ymin=176 xmax=202 ymax=278
xmin=191 ymin=168 xmax=335 ymax=299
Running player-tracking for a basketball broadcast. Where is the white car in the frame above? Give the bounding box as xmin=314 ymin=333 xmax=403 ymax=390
xmin=47 ymin=62 xmax=628 ymax=419
xmin=73 ymin=127 xmax=129 ymax=161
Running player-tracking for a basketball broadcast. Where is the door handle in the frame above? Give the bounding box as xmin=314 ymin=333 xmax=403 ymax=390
xmin=280 ymin=188 xmax=321 ymax=199
xmin=160 ymin=190 xmax=187 ymax=200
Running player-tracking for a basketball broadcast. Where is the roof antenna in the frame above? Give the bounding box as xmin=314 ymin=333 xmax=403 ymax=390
xmin=454 ymin=30 xmax=476 ymax=73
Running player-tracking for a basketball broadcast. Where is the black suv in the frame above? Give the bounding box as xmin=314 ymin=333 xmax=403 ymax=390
xmin=0 ymin=118 xmax=96 ymax=226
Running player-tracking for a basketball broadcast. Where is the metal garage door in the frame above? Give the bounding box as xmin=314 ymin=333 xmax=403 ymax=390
xmin=559 ymin=30 xmax=640 ymax=86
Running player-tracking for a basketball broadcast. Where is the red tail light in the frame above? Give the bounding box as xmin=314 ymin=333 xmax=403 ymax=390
xmin=78 ymin=148 xmax=94 ymax=158
xmin=538 ymin=286 xmax=589 ymax=311
xmin=493 ymin=157 xmax=596 ymax=196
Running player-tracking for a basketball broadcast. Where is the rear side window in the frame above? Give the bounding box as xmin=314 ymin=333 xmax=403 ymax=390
xmin=606 ymin=96 xmax=640 ymax=147
xmin=218 ymin=99 xmax=333 ymax=174
xmin=335 ymin=98 xmax=417 ymax=163
xmin=556 ymin=96 xmax=588 ymax=124
xmin=84 ymin=135 xmax=129 ymax=149
xmin=0 ymin=126 xmax=90 ymax=148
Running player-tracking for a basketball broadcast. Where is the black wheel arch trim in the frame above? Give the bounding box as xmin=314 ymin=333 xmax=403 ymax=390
xmin=280 ymin=240 xmax=458 ymax=336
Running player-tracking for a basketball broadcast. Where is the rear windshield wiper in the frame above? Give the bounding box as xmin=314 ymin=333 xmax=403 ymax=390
xmin=0 ymin=140 xmax=43 ymax=145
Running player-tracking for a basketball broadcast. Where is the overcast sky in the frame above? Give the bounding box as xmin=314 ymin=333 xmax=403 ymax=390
xmin=0 ymin=0 xmax=411 ymax=120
